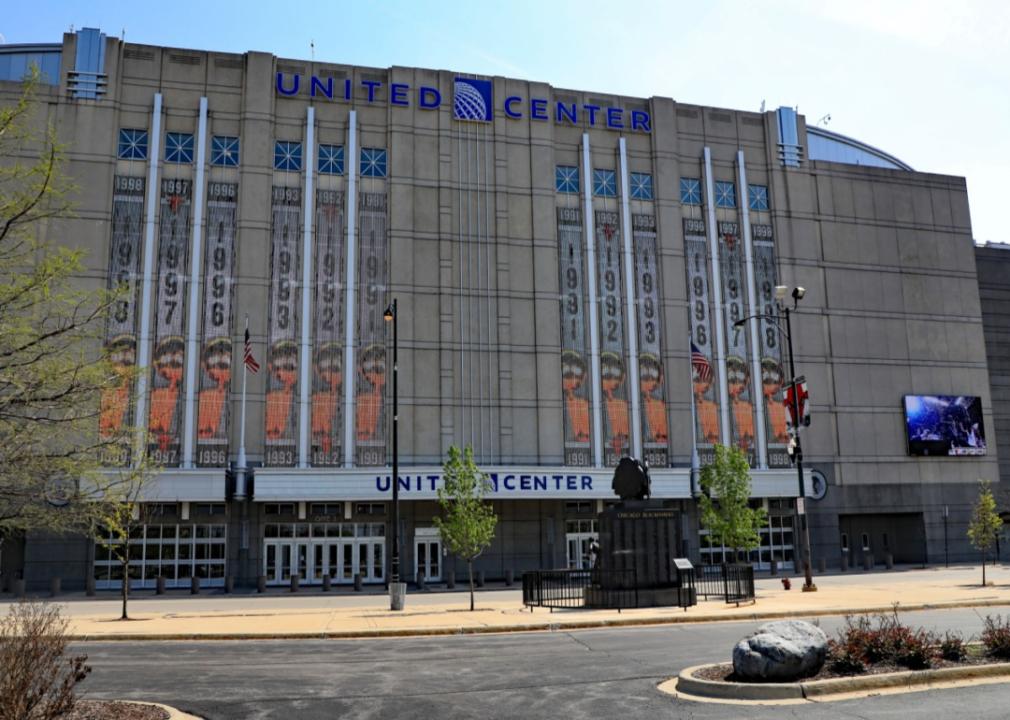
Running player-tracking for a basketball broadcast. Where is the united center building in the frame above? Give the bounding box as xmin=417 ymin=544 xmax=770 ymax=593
xmin=0 ymin=28 xmax=999 ymax=591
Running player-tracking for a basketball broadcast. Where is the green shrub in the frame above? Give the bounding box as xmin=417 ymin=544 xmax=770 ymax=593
xmin=940 ymin=631 xmax=967 ymax=662
xmin=982 ymin=615 xmax=1010 ymax=659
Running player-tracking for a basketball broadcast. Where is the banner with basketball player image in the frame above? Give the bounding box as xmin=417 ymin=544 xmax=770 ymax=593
xmin=354 ymin=192 xmax=388 ymax=466
xmin=753 ymin=224 xmax=791 ymax=467
xmin=718 ymin=221 xmax=757 ymax=460
xmin=147 ymin=178 xmax=192 ymax=465
xmin=311 ymin=189 xmax=345 ymax=466
xmin=632 ymin=214 xmax=668 ymax=467
xmin=595 ymin=211 xmax=630 ymax=467
xmin=195 ymin=182 xmax=237 ymax=467
xmin=557 ymin=207 xmax=591 ymax=466
xmin=684 ymin=219 xmax=720 ymax=460
xmin=99 ymin=175 xmax=146 ymax=465
xmin=264 ymin=186 xmax=302 ymax=467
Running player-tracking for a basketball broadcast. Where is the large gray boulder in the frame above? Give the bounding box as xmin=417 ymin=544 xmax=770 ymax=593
xmin=732 ymin=620 xmax=828 ymax=681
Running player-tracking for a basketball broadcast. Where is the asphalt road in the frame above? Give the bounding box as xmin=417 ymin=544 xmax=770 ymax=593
xmin=77 ymin=606 xmax=1010 ymax=719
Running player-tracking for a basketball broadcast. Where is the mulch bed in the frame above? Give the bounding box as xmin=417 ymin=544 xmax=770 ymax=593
xmin=65 ymin=700 xmax=170 ymax=720
xmin=694 ymin=648 xmax=1005 ymax=684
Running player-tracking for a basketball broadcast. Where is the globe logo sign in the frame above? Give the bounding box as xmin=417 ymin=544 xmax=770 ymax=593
xmin=453 ymin=77 xmax=493 ymax=122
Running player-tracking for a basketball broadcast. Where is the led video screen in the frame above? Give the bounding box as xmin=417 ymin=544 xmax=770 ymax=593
xmin=904 ymin=395 xmax=986 ymax=456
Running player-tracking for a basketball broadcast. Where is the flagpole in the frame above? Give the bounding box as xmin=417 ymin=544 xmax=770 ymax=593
xmin=688 ymin=334 xmax=700 ymax=497
xmin=237 ymin=316 xmax=249 ymax=496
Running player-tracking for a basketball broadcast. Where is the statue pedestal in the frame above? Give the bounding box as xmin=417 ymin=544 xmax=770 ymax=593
xmin=588 ymin=500 xmax=694 ymax=608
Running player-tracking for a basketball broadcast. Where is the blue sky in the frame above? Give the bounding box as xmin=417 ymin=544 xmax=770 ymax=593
xmin=4 ymin=0 xmax=1007 ymax=243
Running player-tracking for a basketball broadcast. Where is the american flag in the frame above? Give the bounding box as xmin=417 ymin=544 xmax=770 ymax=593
xmin=691 ymin=341 xmax=713 ymax=384
xmin=243 ymin=327 xmax=260 ymax=374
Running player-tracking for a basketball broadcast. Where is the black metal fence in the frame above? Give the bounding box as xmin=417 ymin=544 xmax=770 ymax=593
xmin=695 ymin=563 xmax=755 ymax=604
xmin=521 ymin=569 xmax=637 ymax=611
xmin=522 ymin=562 xmax=754 ymax=611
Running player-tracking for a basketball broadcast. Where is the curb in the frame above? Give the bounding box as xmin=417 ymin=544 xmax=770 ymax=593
xmin=65 ymin=597 xmax=1010 ymax=641
xmin=102 ymin=701 xmax=202 ymax=719
xmin=670 ymin=661 xmax=1010 ymax=703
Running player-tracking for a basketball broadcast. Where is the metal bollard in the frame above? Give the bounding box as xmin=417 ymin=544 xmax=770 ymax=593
xmin=818 ymin=557 xmax=826 ymax=574
xmin=505 ymin=569 xmax=514 ymax=586
xmin=446 ymin=573 xmax=456 ymax=589
xmin=416 ymin=571 xmax=425 ymax=590
xmin=770 ymin=559 xmax=779 ymax=576
xmin=290 ymin=574 xmax=300 ymax=593
xmin=885 ymin=553 xmax=894 ymax=570
xmin=863 ymin=554 xmax=872 ymax=571
xmin=476 ymin=571 xmax=485 ymax=588
xmin=225 ymin=575 xmax=234 ymax=594
xmin=191 ymin=576 xmax=201 ymax=595
xmin=354 ymin=573 xmax=363 ymax=592
xmin=156 ymin=576 xmax=166 ymax=595
xmin=86 ymin=576 xmax=97 ymax=596
xmin=322 ymin=575 xmax=331 ymax=592
xmin=12 ymin=579 xmax=25 ymax=598
xmin=840 ymin=554 xmax=849 ymax=572
xmin=257 ymin=575 xmax=267 ymax=593
xmin=50 ymin=577 xmax=61 ymax=597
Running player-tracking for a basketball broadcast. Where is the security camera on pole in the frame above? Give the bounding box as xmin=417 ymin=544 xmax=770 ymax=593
xmin=734 ymin=284 xmax=816 ymax=592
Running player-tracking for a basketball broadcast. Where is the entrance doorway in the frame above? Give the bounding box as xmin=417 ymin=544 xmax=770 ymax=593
xmin=262 ymin=522 xmax=386 ymax=585
xmin=414 ymin=529 xmax=442 ymax=582
xmin=565 ymin=519 xmax=599 ymax=570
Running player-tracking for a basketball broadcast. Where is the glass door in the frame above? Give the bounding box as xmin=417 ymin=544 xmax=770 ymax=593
xmin=415 ymin=539 xmax=442 ymax=582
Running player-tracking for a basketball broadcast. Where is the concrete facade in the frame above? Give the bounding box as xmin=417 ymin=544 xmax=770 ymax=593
xmin=0 ymin=30 xmax=999 ymax=591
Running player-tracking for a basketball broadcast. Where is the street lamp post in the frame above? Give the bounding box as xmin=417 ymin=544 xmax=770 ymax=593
xmin=944 ymin=504 xmax=949 ymax=568
xmin=735 ymin=285 xmax=816 ymax=591
xmin=384 ymin=299 xmax=405 ymax=610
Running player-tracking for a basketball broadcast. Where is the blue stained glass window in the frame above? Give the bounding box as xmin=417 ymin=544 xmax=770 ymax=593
xmin=555 ymin=165 xmax=579 ymax=194
xmin=274 ymin=141 xmax=302 ymax=172
xmin=593 ymin=169 xmax=616 ymax=197
xmin=211 ymin=136 xmax=239 ymax=167
xmin=748 ymin=184 xmax=769 ymax=211
xmin=630 ymin=172 xmax=653 ymax=200
xmin=715 ymin=180 xmax=736 ymax=208
xmin=165 ymin=132 xmax=194 ymax=164
xmin=118 ymin=129 xmax=148 ymax=160
xmin=360 ymin=147 xmax=387 ymax=177
xmin=318 ymin=144 xmax=345 ymax=175
xmin=679 ymin=177 xmax=702 ymax=205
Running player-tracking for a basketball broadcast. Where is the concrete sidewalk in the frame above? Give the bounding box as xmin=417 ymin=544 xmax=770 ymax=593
xmin=4 ymin=564 xmax=1010 ymax=640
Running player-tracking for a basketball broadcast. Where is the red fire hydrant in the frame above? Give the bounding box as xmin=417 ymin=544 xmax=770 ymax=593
xmin=781 ymin=577 xmax=792 ymax=590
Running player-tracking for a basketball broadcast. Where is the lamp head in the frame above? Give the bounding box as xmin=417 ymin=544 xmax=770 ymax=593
xmin=383 ymin=304 xmax=395 ymax=322
xmin=792 ymin=286 xmax=806 ymax=302
xmin=774 ymin=285 xmax=788 ymax=301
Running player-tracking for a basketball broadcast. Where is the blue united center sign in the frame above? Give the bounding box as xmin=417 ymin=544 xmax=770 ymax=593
xmin=275 ymin=72 xmax=651 ymax=132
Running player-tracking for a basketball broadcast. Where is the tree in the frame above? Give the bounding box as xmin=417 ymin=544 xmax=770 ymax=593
xmin=0 ymin=68 xmax=135 ymax=540
xmin=433 ymin=446 xmax=498 ymax=611
xmin=968 ymin=479 xmax=1003 ymax=586
xmin=93 ymin=461 xmax=156 ymax=621
xmin=697 ymin=444 xmax=768 ymax=562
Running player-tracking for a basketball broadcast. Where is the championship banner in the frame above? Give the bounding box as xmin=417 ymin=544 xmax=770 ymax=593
xmin=148 ymin=178 xmax=192 ymax=465
xmin=557 ymin=207 xmax=591 ymax=467
xmin=99 ymin=175 xmax=145 ymax=466
xmin=684 ymin=218 xmax=719 ymax=459
xmin=311 ymin=189 xmax=345 ymax=466
xmin=265 ymin=186 xmax=302 ymax=467
xmin=632 ymin=214 xmax=668 ymax=467
xmin=718 ymin=221 xmax=756 ymax=459
xmin=355 ymin=192 xmax=387 ymax=466
xmin=196 ymin=182 xmax=237 ymax=467
xmin=753 ymin=223 xmax=790 ymax=467
xmin=595 ymin=210 xmax=630 ymax=467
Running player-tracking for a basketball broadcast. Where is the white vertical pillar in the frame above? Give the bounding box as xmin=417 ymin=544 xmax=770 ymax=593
xmin=703 ymin=147 xmax=731 ymax=447
xmin=618 ymin=138 xmax=642 ymax=460
xmin=298 ymin=106 xmax=315 ymax=469
xmin=134 ymin=92 xmax=163 ymax=463
xmin=182 ymin=96 xmax=208 ymax=469
xmin=582 ymin=134 xmax=604 ymax=468
xmin=738 ymin=150 xmax=768 ymax=468
xmin=343 ymin=111 xmax=359 ymax=468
